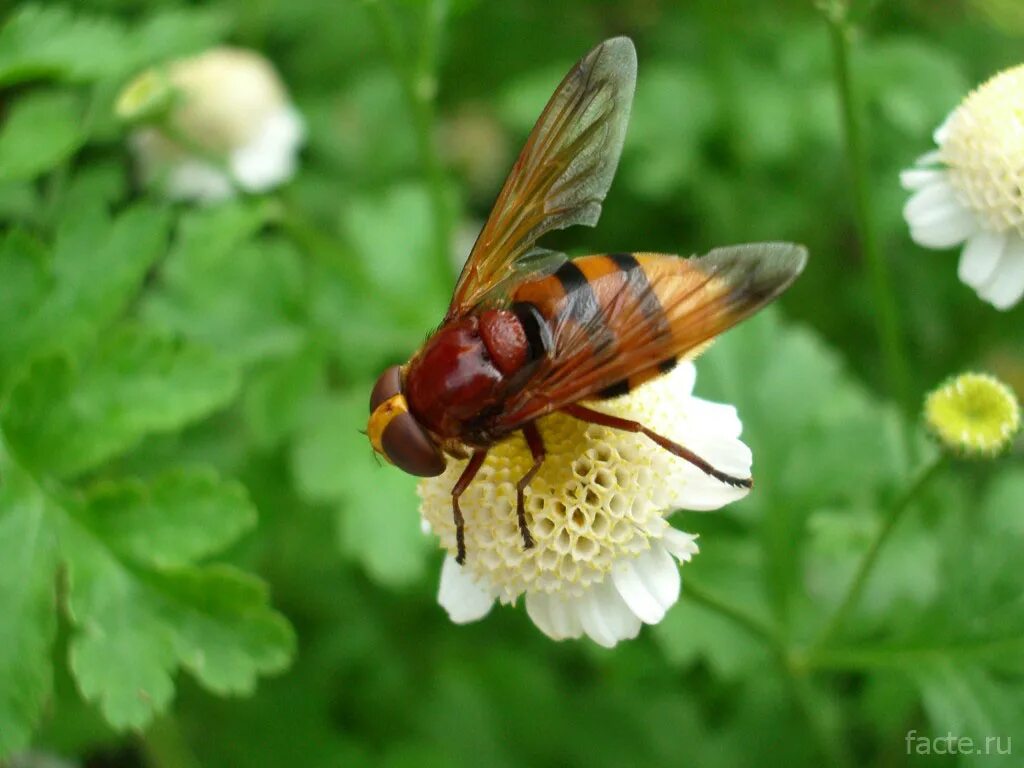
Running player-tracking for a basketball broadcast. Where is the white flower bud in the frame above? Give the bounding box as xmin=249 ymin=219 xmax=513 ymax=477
xmin=122 ymin=47 xmax=304 ymax=203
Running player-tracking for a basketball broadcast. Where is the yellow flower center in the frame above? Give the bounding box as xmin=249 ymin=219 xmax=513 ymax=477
xmin=417 ymin=364 xmax=749 ymax=603
xmin=924 ymin=372 xmax=1021 ymax=457
xmin=941 ymin=64 xmax=1024 ymax=236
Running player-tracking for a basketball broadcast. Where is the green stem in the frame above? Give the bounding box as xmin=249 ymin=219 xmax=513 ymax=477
xmin=367 ymin=0 xmax=454 ymax=292
xmin=784 ymin=665 xmax=851 ymax=768
xmin=812 ymin=455 xmax=946 ymax=649
xmin=683 ymin=577 xmax=784 ymax=655
xmin=824 ymin=5 xmax=913 ymax=425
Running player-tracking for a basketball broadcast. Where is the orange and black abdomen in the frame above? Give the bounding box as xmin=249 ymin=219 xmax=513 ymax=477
xmin=511 ymin=252 xmax=685 ymax=401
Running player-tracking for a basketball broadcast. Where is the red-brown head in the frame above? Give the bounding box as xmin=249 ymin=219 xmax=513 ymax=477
xmin=367 ymin=365 xmax=446 ymax=477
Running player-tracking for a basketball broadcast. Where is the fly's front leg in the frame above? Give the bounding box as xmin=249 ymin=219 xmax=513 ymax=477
xmin=562 ymin=403 xmax=752 ymax=489
xmin=451 ymin=449 xmax=488 ymax=565
xmin=516 ymin=423 xmax=546 ymax=551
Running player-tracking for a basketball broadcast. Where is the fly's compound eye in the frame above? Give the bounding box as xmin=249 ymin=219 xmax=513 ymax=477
xmin=368 ymin=366 xmax=446 ymax=477
xmin=370 ymin=365 xmax=403 ymax=412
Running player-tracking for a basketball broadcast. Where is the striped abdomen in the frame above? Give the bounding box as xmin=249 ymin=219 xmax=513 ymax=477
xmin=511 ymin=252 xmax=694 ymax=400
xmin=500 ymin=245 xmax=805 ymax=421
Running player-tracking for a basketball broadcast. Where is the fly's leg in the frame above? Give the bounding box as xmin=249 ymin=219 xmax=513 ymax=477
xmin=562 ymin=403 xmax=752 ymax=489
xmin=452 ymin=449 xmax=488 ymax=565
xmin=516 ymin=423 xmax=546 ymax=551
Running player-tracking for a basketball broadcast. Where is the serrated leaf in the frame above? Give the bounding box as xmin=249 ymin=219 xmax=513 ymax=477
xmin=0 ymin=434 xmax=58 ymax=758
xmin=61 ymin=511 xmax=293 ymax=729
xmin=0 ymin=90 xmax=84 ymax=181
xmin=0 ymin=204 xmax=171 ymax=392
xmin=78 ymin=469 xmax=257 ymax=569
xmin=152 ymin=566 xmax=294 ymax=695
xmin=2 ymin=326 xmax=240 ymax=479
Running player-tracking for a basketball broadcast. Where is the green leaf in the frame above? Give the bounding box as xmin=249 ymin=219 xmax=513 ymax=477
xmin=143 ymin=202 xmax=305 ymax=364
xmin=0 ymin=90 xmax=84 ymax=181
xmin=0 ymin=229 xmax=49 ymax=336
xmin=0 ymin=204 xmax=171 ymax=392
xmin=861 ymin=39 xmax=968 ymax=137
xmin=0 ymin=6 xmax=127 ymax=86
xmin=0 ymin=434 xmax=59 ymax=758
xmin=340 ymin=183 xmax=449 ymax=319
xmin=243 ymin=346 xmax=325 ymax=448
xmin=696 ymin=309 xmax=908 ymax=624
xmin=914 ymin=661 xmax=1024 ymax=766
xmin=3 ymin=326 xmax=240 ymax=479
xmin=337 ymin=471 xmax=428 ymax=589
xmin=78 ymin=469 xmax=257 ymax=569
xmin=292 ymin=389 xmax=430 ymax=587
xmin=128 ymin=8 xmax=229 ymax=67
xmin=623 ymin=63 xmax=716 ymax=199
xmin=61 ymin=511 xmax=293 ymax=729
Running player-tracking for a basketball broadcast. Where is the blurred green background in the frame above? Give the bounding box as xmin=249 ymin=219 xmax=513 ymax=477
xmin=1 ymin=0 xmax=1024 ymax=766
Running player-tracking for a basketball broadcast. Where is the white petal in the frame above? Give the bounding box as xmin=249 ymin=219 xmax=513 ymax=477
xmin=686 ymin=397 xmax=743 ymax=441
xmin=165 ymin=160 xmax=235 ymax=203
xmin=611 ymin=544 xmax=680 ymax=625
xmin=903 ymin=180 xmax=960 ymax=220
xmin=525 ymin=591 xmax=582 ymax=640
xmin=674 ymin=361 xmax=697 ymax=397
xmin=910 ymin=209 xmax=977 ymax=248
xmin=904 ymin=183 xmax=977 ymax=248
xmin=958 ymin=230 xmax=1006 ymax=289
xmin=673 ymin=461 xmax=752 ymax=510
xmin=661 ymin=528 xmax=700 ymax=562
xmin=437 ymin=556 xmax=494 ymax=624
xmin=612 ymin=559 xmax=665 ymax=624
xmin=548 ymin=595 xmax=584 ymax=639
xmin=933 ymin=111 xmax=955 ymax=145
xmin=593 ymin=579 xmax=642 ymax=643
xmin=900 ymin=168 xmax=945 ymax=191
xmin=231 ymin=107 xmax=305 ymax=191
xmin=915 ymin=150 xmax=943 ymax=167
xmin=577 ymin=586 xmax=625 ymax=647
xmin=978 ymin=235 xmax=1024 ymax=310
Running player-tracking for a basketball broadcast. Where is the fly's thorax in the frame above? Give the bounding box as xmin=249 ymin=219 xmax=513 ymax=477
xmin=404 ymin=313 xmax=531 ymax=440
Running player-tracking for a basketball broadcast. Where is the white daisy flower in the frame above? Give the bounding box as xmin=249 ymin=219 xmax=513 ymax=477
xmin=902 ymin=64 xmax=1024 ymax=310
xmin=418 ymin=361 xmax=752 ymax=648
xmin=118 ymin=47 xmax=305 ymax=203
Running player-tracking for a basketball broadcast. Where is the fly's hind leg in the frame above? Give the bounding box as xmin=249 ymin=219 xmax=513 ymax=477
xmin=516 ymin=423 xmax=546 ymax=551
xmin=452 ymin=449 xmax=488 ymax=565
xmin=562 ymin=403 xmax=752 ymax=489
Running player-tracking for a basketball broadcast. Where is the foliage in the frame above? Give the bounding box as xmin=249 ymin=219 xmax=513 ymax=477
xmin=0 ymin=0 xmax=1022 ymax=766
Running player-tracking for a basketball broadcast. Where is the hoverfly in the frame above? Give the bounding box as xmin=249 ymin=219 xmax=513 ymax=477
xmin=368 ymin=37 xmax=806 ymax=565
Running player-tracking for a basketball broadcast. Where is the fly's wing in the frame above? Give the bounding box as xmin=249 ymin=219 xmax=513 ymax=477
xmin=494 ymin=243 xmax=808 ymax=429
xmin=446 ymin=37 xmax=637 ymax=321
